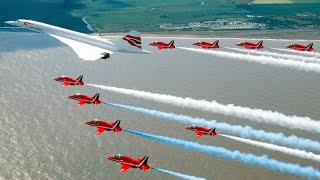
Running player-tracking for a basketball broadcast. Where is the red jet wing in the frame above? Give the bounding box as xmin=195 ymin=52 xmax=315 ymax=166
xmin=96 ymin=127 xmax=106 ymax=134
xmin=120 ymin=164 xmax=132 ymax=173
xmin=78 ymin=101 xmax=87 ymax=106
xmin=196 ymin=132 xmax=204 ymax=137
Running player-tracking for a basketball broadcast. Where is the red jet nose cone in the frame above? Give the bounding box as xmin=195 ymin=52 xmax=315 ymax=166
xmin=84 ymin=121 xmax=90 ymax=125
xmin=106 ymin=156 xmax=114 ymax=160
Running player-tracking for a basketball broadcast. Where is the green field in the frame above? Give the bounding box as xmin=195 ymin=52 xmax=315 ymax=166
xmin=1 ymin=0 xmax=319 ymax=32
xmin=68 ymin=0 xmax=248 ymax=32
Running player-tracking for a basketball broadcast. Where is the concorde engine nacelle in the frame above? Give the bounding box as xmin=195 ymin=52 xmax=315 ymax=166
xmin=101 ymin=53 xmax=110 ymax=59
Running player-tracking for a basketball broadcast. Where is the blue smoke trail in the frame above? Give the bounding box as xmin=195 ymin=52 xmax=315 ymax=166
xmin=103 ymin=102 xmax=320 ymax=152
xmin=125 ymin=129 xmax=320 ymax=178
xmin=151 ymin=167 xmax=206 ymax=180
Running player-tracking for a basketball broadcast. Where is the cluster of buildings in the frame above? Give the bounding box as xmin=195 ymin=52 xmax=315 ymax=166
xmin=159 ymin=20 xmax=267 ymax=31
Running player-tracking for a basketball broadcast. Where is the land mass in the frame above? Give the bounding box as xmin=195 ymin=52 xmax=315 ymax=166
xmin=0 ymin=0 xmax=319 ymax=32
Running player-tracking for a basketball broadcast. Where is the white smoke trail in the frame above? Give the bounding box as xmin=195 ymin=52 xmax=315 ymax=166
xmin=219 ymin=134 xmax=320 ymax=163
xmin=104 ymin=102 xmax=320 ymax=152
xmin=225 ymin=47 xmax=319 ymax=63
xmin=178 ymin=47 xmax=320 ymax=73
xmin=151 ymin=167 xmax=206 ymax=180
xmin=125 ymin=129 xmax=320 ymax=178
xmin=270 ymin=48 xmax=320 ymax=57
xmin=89 ymin=84 xmax=320 ymax=134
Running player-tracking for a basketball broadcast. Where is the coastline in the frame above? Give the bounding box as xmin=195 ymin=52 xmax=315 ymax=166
xmin=91 ymin=29 xmax=320 ymax=41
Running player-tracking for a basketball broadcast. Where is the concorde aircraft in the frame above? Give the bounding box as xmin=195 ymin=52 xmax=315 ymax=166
xmin=5 ymin=19 xmax=151 ymax=60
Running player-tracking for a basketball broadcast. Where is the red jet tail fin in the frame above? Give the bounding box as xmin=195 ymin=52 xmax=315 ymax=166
xmin=213 ymin=40 xmax=219 ymax=46
xmin=91 ymin=93 xmax=101 ymax=105
xmin=209 ymin=128 xmax=216 ymax=133
xmin=168 ymin=40 xmax=174 ymax=46
xmin=112 ymin=120 xmax=121 ymax=128
xmin=168 ymin=40 xmax=175 ymax=49
xmin=76 ymin=75 xmax=83 ymax=82
xmin=112 ymin=120 xmax=122 ymax=133
xmin=138 ymin=156 xmax=150 ymax=172
xmin=256 ymin=40 xmax=263 ymax=47
xmin=92 ymin=93 xmax=100 ymax=101
xmin=76 ymin=75 xmax=84 ymax=86
xmin=139 ymin=156 xmax=149 ymax=165
xmin=306 ymin=43 xmax=314 ymax=51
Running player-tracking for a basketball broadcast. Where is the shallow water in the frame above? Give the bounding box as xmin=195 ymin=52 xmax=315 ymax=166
xmin=0 ymin=31 xmax=319 ymax=180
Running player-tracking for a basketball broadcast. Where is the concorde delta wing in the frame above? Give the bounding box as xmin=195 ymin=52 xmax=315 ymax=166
xmin=49 ymin=34 xmax=114 ymax=61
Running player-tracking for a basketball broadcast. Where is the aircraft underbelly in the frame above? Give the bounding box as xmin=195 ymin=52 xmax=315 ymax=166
xmin=49 ymin=34 xmax=114 ymax=61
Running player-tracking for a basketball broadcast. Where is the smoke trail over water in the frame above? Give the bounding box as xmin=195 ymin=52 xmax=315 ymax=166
xmin=124 ymin=129 xmax=320 ymax=178
xmin=102 ymin=102 xmax=320 ymax=152
xmin=89 ymin=84 xmax=320 ymax=134
xmin=219 ymin=134 xmax=320 ymax=163
xmin=270 ymin=48 xmax=320 ymax=57
xmin=151 ymin=167 xmax=206 ymax=180
xmin=225 ymin=47 xmax=319 ymax=63
xmin=178 ymin=47 xmax=320 ymax=73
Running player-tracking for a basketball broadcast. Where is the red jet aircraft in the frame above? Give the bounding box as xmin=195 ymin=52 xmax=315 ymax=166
xmin=107 ymin=154 xmax=152 ymax=172
xmin=192 ymin=40 xmax=220 ymax=49
xmin=236 ymin=40 xmax=264 ymax=49
xmin=185 ymin=125 xmax=218 ymax=137
xmin=286 ymin=43 xmax=314 ymax=51
xmin=67 ymin=93 xmax=101 ymax=106
xmin=53 ymin=75 xmax=84 ymax=86
xmin=85 ymin=119 xmax=123 ymax=134
xmin=149 ymin=40 xmax=175 ymax=50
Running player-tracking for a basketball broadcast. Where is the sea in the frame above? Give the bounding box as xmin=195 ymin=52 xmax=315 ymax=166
xmin=0 ymin=30 xmax=319 ymax=180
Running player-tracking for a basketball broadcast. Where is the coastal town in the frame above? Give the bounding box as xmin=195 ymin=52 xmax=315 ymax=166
xmin=159 ymin=20 xmax=267 ymax=31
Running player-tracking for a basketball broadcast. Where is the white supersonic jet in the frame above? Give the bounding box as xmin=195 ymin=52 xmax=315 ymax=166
xmin=5 ymin=19 xmax=151 ymax=61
